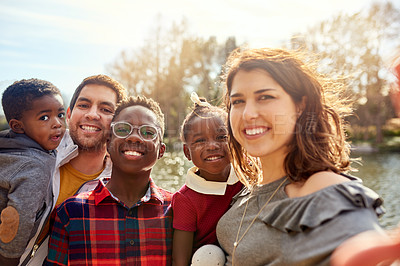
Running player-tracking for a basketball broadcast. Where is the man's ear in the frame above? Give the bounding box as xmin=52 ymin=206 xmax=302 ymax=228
xmin=183 ymin=144 xmax=191 ymax=161
xmin=158 ymin=143 xmax=166 ymax=159
xmin=66 ymin=107 xmax=71 ymax=121
xmin=9 ymin=119 xmax=24 ymax=134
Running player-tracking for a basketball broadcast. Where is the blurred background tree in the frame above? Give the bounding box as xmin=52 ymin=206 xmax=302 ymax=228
xmin=0 ymin=116 xmax=8 ymax=131
xmin=1 ymin=1 xmax=399 ymax=153
xmin=289 ymin=1 xmax=400 ymax=144
xmin=107 ymin=16 xmax=238 ymax=141
xmin=103 ymin=2 xmax=400 ymax=148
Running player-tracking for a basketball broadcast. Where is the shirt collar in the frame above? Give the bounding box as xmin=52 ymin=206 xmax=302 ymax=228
xmin=148 ymin=177 xmax=169 ymax=204
xmin=94 ymin=179 xmax=111 ymax=205
xmin=185 ymin=165 xmax=239 ymax=195
xmin=94 ymin=177 xmax=166 ymax=206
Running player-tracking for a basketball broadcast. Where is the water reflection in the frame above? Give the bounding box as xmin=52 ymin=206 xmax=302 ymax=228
xmin=153 ymin=151 xmax=193 ymax=193
xmin=153 ymin=151 xmax=400 ymax=229
xmin=350 ymin=152 xmax=400 ymax=230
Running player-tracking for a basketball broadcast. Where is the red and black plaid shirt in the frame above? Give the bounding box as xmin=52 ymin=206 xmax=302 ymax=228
xmin=46 ymin=178 xmax=173 ymax=265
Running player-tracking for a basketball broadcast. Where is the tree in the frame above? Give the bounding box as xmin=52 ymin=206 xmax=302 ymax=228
xmin=290 ymin=1 xmax=400 ymax=143
xmin=107 ymin=16 xmax=238 ymax=140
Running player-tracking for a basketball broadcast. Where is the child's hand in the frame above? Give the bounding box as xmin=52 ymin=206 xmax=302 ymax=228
xmin=0 ymin=206 xmax=19 ymax=243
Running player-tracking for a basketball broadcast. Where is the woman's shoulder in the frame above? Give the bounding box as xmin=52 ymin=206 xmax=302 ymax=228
xmin=261 ymin=173 xmax=384 ymax=233
xmin=301 ymin=171 xmax=351 ymax=196
xmin=292 ymin=171 xmax=351 ymax=197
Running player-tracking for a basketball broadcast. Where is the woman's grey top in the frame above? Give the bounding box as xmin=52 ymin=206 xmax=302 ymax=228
xmin=216 ymin=175 xmax=385 ymax=266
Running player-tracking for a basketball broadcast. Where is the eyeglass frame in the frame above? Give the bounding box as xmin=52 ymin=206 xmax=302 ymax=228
xmin=110 ymin=121 xmax=160 ymax=141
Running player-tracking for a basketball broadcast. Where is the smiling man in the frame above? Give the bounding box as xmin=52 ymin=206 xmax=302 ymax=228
xmin=19 ymin=74 xmax=127 ymax=265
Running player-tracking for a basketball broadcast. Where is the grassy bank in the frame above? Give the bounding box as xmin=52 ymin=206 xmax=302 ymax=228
xmin=348 ymin=118 xmax=400 ymax=153
xmin=351 ymin=137 xmax=400 ymax=153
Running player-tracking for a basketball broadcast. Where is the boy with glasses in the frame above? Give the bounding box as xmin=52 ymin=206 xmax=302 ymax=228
xmin=46 ymin=95 xmax=173 ymax=265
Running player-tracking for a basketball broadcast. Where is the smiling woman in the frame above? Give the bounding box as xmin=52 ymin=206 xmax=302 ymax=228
xmin=215 ymin=47 xmax=387 ymax=266
xmin=229 ymin=69 xmax=301 ymax=164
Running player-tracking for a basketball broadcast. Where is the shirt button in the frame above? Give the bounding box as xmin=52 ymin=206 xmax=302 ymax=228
xmin=128 ymin=210 xmax=133 ymax=216
xmin=130 ymin=240 xmax=134 ymax=246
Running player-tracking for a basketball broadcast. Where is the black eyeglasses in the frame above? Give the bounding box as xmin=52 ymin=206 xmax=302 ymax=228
xmin=111 ymin=122 xmax=159 ymax=141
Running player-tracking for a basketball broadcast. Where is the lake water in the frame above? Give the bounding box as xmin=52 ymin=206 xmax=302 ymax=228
xmin=350 ymin=152 xmax=400 ymax=230
xmin=152 ymin=151 xmax=400 ymax=230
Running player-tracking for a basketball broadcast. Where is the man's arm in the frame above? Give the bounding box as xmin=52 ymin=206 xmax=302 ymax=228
xmin=172 ymin=229 xmax=194 ymax=266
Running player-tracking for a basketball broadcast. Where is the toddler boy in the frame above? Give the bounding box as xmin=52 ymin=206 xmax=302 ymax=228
xmin=0 ymin=78 xmax=66 ymax=265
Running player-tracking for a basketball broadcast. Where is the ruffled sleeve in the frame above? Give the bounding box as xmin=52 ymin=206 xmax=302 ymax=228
xmin=260 ymin=181 xmax=385 ymax=233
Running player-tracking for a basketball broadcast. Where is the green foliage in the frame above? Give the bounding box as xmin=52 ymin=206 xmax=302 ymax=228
xmin=347 ymin=125 xmax=379 ymax=142
xmin=347 ymin=118 xmax=400 ymax=152
xmin=382 ymin=118 xmax=400 ymax=136
xmin=383 ymin=129 xmax=400 ymax=137
xmin=0 ymin=115 xmax=8 ymax=131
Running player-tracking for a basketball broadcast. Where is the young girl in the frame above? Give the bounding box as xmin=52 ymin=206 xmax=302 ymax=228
xmin=171 ymin=92 xmax=243 ymax=266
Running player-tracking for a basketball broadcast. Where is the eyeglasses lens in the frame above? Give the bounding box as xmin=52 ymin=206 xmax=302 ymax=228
xmin=139 ymin=126 xmax=157 ymax=140
xmin=113 ymin=122 xmax=157 ymax=140
xmin=114 ymin=123 xmax=131 ymax=137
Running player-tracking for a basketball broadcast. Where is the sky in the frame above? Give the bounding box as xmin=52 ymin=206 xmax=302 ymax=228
xmin=0 ymin=0 xmax=387 ymax=113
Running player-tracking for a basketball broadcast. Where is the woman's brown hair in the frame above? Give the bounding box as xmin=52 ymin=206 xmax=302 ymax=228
xmin=222 ymin=47 xmax=352 ymax=187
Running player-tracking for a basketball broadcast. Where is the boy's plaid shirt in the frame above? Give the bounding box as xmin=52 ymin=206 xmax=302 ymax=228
xmin=46 ymin=178 xmax=173 ymax=266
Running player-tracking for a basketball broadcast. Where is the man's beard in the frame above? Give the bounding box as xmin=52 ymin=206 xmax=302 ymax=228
xmin=69 ymin=126 xmax=108 ymax=152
